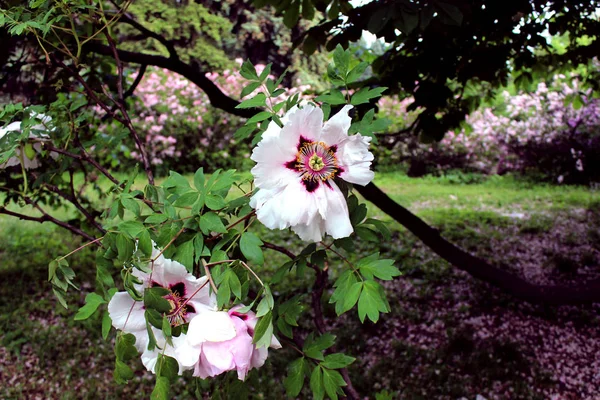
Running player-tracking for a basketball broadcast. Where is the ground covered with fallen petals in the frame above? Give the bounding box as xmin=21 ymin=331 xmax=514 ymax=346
xmin=1 ymin=173 xmax=598 ymax=399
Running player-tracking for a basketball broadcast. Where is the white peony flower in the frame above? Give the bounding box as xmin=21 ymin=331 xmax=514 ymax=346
xmin=249 ymin=104 xmax=374 ymax=242
xmin=0 ymin=113 xmax=56 ymax=170
xmin=108 ymin=246 xmax=216 ymax=374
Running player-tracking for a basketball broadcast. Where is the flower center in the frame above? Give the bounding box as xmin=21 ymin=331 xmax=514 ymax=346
xmin=157 ymin=282 xmax=195 ymax=327
xmin=295 ymin=141 xmax=338 ymax=182
xmin=309 ymin=154 xmax=325 ymax=171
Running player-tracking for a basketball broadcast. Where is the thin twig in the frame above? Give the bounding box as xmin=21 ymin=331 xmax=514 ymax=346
xmin=201 ymin=259 xmax=218 ymax=293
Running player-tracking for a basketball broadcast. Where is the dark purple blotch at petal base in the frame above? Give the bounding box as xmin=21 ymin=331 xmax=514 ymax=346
xmin=302 ymin=179 xmax=320 ymax=192
xmin=170 ymin=282 xmax=186 ymax=296
xmin=184 ymin=304 xmax=195 ymax=314
xmin=297 ymin=136 xmax=311 ymax=150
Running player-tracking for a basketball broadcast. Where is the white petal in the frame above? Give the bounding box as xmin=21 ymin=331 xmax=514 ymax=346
xmin=292 ymin=216 xmax=326 ymax=242
xmin=108 ymin=292 xmax=146 ymax=333
xmin=322 ymin=182 xmax=353 ymax=239
xmin=270 ymin=335 xmax=282 ymax=349
xmin=279 ymin=104 xmax=323 ymax=149
xmin=250 ymin=135 xmax=299 ymax=189
xmin=151 ymin=255 xmax=190 ymax=288
xmin=186 ymin=310 xmax=237 ymax=345
xmin=176 ymin=340 xmax=202 ymax=368
xmin=0 ymin=121 xmax=22 ymax=139
xmin=321 ymin=105 xmax=353 ymax=145
xmin=337 ymin=134 xmax=375 ymax=186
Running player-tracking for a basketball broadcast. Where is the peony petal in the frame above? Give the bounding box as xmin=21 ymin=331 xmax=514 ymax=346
xmin=201 ymin=340 xmax=236 ymax=372
xmin=321 ymin=105 xmax=353 ymax=145
xmin=175 ymin=338 xmax=202 ymax=368
xmin=186 ymin=310 xmax=237 ymax=345
xmin=279 ymin=104 xmax=324 ymax=149
xmin=108 ymin=292 xmax=147 ymax=333
xmin=322 ymin=181 xmax=353 ymax=239
xmin=337 ymin=134 xmax=375 ymax=186
xmin=250 ymin=346 xmax=268 ymax=370
xmin=292 ymin=215 xmax=326 ymax=242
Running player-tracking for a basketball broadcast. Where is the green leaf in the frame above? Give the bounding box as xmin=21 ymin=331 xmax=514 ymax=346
xmin=205 ymin=194 xmax=226 ymax=210
xmin=163 ymin=171 xmax=190 ymax=190
xmin=115 ymin=333 xmax=138 ymax=362
xmin=310 ymin=366 xmax=325 ymax=400
xmin=102 ymin=312 xmax=112 ymax=340
xmin=252 ymin=311 xmax=273 ymax=348
xmin=283 ymin=0 xmax=300 ymax=28
xmin=350 ymin=87 xmax=388 ymax=105
xmin=138 ymin=230 xmax=153 ymax=257
xmin=322 ymin=368 xmax=346 ymax=400
xmin=145 ymin=214 xmax=169 ymax=225
xmin=363 ymin=218 xmax=391 ymax=240
xmin=341 ymin=281 xmax=362 ymax=314
xmin=303 ymin=333 xmax=335 ymax=360
xmin=240 ymin=60 xmax=259 ymax=80
xmin=246 ymin=111 xmax=272 ymax=125
xmin=193 ymin=168 xmax=205 ymax=191
xmin=355 ymin=226 xmax=379 ymax=242
xmin=156 ymin=354 xmax=179 ymax=382
xmin=321 ymin=353 xmax=356 ymax=369
xmin=302 ymin=0 xmax=315 ymax=19
xmin=174 ymin=240 xmax=194 ymax=272
xmin=118 ymin=221 xmax=145 ymax=238
xmin=150 ymin=376 xmax=170 ymax=400
xmin=357 ymin=253 xmax=400 ymax=281
xmin=114 ymin=360 xmax=134 ymax=384
xmin=346 ymin=62 xmax=369 ymax=84
xmin=315 ymin=90 xmax=347 ymax=106
xmin=240 ymin=232 xmax=264 ymax=265
xmin=284 ymin=357 xmax=306 ymax=397
xmin=116 ymin=234 xmax=135 ymax=262
xmin=173 ymin=191 xmax=199 ymax=207
xmin=357 ymin=281 xmax=389 ymax=323
xmin=74 ymin=292 xmax=106 ymax=320
xmin=69 ymin=97 xmax=87 ymax=112
xmin=333 ymin=44 xmax=350 ymax=77
xmin=200 ymin=212 xmax=227 ymax=234
xmin=144 ymin=287 xmax=172 ymax=313
xmin=236 ymin=92 xmax=267 ymax=109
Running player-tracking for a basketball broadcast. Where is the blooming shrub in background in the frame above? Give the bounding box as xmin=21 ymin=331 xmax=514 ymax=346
xmin=377 ymin=71 xmax=600 ymax=184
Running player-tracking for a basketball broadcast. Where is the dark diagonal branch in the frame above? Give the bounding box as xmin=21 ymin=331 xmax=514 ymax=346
xmin=85 ymin=43 xmax=255 ymax=118
xmin=355 ymin=183 xmax=600 ymax=305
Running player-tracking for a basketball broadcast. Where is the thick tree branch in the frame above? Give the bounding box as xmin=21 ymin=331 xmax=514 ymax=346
xmin=355 ymin=182 xmax=600 ymax=305
xmin=85 ymin=43 xmax=256 ymax=118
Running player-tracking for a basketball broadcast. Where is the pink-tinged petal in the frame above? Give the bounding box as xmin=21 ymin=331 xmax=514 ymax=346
xmin=322 ymin=181 xmax=353 ymax=239
xmin=201 ymin=340 xmax=237 ymax=372
xmin=108 ymin=292 xmax=146 ymax=333
xmin=186 ymin=310 xmax=236 ymax=346
xmin=337 ymin=134 xmax=375 ymax=186
xmin=251 ymin=346 xmax=268 ymax=370
xmin=270 ymin=335 xmax=282 ymax=349
xmin=230 ymin=317 xmax=254 ymax=380
xmin=321 ymin=105 xmax=353 ymax=145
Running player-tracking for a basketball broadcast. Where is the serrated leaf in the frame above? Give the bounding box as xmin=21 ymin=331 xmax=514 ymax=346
xmin=358 ymin=254 xmax=400 ymax=281
xmin=350 ymin=87 xmax=388 ymax=105
xmin=357 ymin=281 xmax=389 ymax=323
xmin=346 ymin=61 xmax=369 ymax=84
xmin=240 ymin=60 xmax=259 ymax=80
xmin=333 ymin=44 xmax=350 ymax=77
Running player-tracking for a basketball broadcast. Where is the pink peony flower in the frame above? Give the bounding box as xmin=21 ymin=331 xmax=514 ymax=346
xmin=177 ymin=306 xmax=281 ymax=380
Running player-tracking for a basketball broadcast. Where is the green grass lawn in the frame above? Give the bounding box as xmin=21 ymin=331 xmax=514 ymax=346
xmin=0 ymin=172 xmax=598 ymax=399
